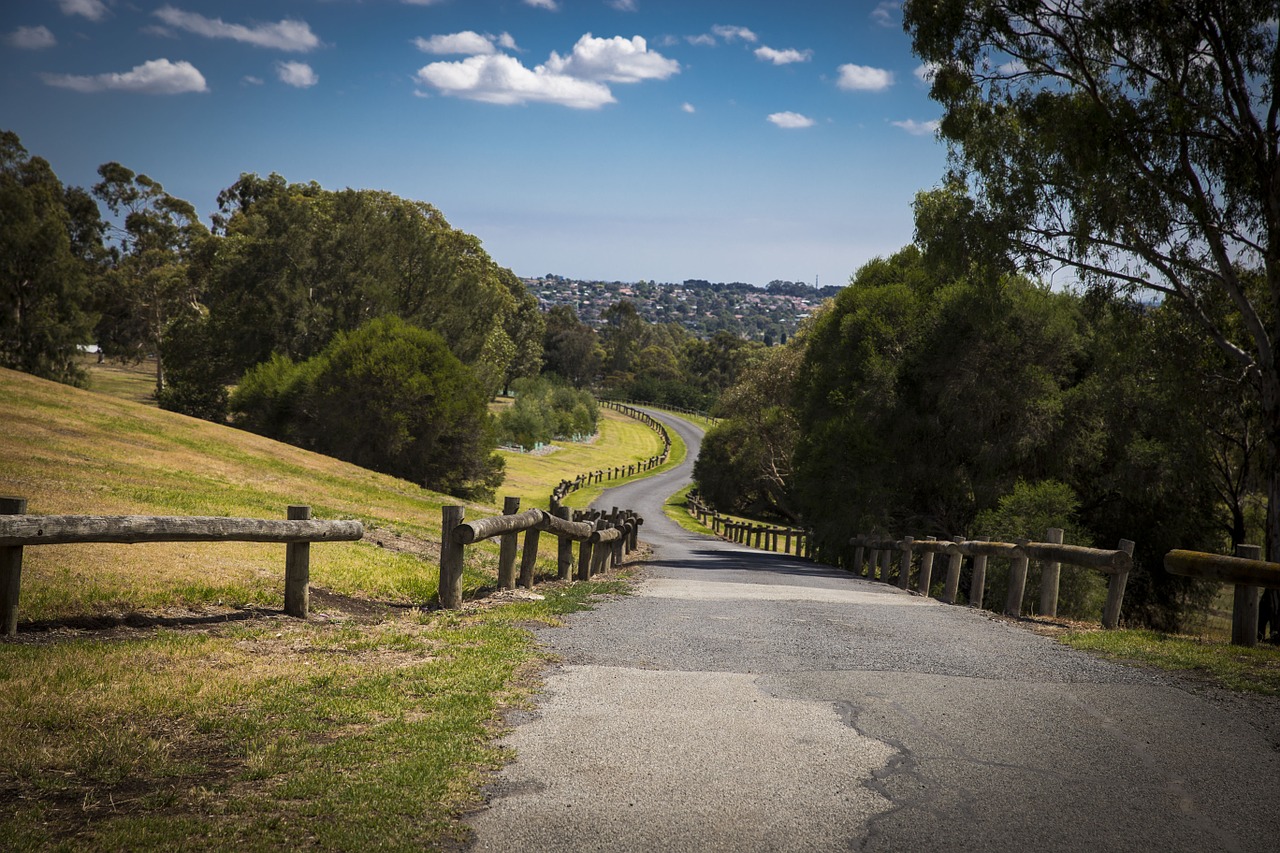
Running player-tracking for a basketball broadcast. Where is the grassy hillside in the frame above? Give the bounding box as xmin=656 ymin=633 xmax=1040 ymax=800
xmin=0 ymin=365 xmax=659 ymax=851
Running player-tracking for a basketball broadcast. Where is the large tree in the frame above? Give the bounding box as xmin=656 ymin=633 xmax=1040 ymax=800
xmin=904 ymin=1 xmax=1280 ymax=555
xmin=0 ymin=131 xmax=99 ymax=384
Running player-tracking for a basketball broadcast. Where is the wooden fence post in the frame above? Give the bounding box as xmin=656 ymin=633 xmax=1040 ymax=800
xmin=556 ymin=507 xmax=574 ymax=580
xmin=1 ymin=497 xmax=27 ymax=637
xmin=1102 ymin=539 xmax=1136 ymax=629
xmin=868 ymin=547 xmax=881 ymax=581
xmin=943 ymin=536 xmax=965 ymax=604
xmin=439 ymin=506 xmax=465 ymax=609
xmin=968 ymin=537 xmax=990 ymax=609
xmin=518 ymin=526 xmax=541 ymax=589
xmin=1039 ymin=527 xmax=1065 ymax=618
xmin=497 ymin=496 xmax=521 ymax=589
xmin=852 ymin=537 xmax=864 ymax=576
xmin=1004 ymin=540 xmax=1031 ymax=617
xmin=284 ymin=505 xmax=311 ymax=619
xmin=592 ymin=520 xmax=609 ymax=575
xmin=898 ymin=537 xmax=914 ymax=590
xmin=577 ymin=536 xmax=593 ymax=582
xmin=879 ymin=548 xmax=893 ymax=584
xmin=916 ymin=537 xmax=936 ymax=596
xmin=1232 ymin=543 xmax=1263 ymax=647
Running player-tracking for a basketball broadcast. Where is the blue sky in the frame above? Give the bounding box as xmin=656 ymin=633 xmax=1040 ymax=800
xmin=2 ymin=0 xmax=947 ymax=287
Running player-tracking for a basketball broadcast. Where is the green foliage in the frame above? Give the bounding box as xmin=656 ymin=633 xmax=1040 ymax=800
xmin=541 ymin=304 xmax=603 ymax=388
xmin=199 ymin=174 xmax=537 ymax=399
xmin=495 ymin=376 xmax=598 ymax=449
xmin=0 ymin=130 xmax=98 ymax=385
xmin=230 ymin=317 xmax=503 ymax=499
xmin=971 ymin=480 xmax=1104 ymax=619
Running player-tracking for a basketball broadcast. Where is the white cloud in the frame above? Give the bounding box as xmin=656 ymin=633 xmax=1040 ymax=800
xmin=913 ymin=62 xmax=938 ymax=84
xmin=496 ymin=32 xmax=519 ymax=50
xmin=711 ymin=25 xmax=757 ymax=43
xmin=5 ymin=26 xmax=57 ymax=50
xmin=871 ymin=1 xmax=902 ymax=27
xmin=836 ymin=63 xmax=893 ymax=91
xmin=415 ymin=54 xmax=614 ymax=109
xmin=59 ymin=0 xmax=108 ymax=21
xmin=997 ymin=59 xmax=1029 ymax=75
xmin=685 ymin=34 xmax=716 ymax=47
xmin=681 ymin=102 xmax=695 ymax=113
xmin=891 ymin=118 xmax=940 ymax=136
xmin=609 ymin=0 xmax=638 ymax=10
xmin=415 ymin=31 xmax=497 ymax=55
xmin=42 ymin=58 xmax=208 ymax=94
xmin=276 ymin=61 xmax=318 ymax=88
xmin=153 ymin=7 xmax=319 ymax=52
xmin=243 ymin=75 xmax=264 ymax=85
xmin=755 ymin=46 xmax=812 ymax=65
xmin=768 ymin=111 xmax=814 ymax=129
xmin=545 ymin=34 xmax=678 ymax=83
xmin=524 ymin=0 xmax=559 ymax=9
xmin=402 ymin=0 xmax=449 ymax=5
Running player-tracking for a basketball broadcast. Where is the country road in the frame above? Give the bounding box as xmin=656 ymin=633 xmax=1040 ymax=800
xmin=468 ymin=409 xmax=1280 ymax=852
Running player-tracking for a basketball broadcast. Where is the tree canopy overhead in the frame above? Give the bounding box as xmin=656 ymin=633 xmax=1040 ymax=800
xmin=904 ymin=0 xmax=1280 ymax=553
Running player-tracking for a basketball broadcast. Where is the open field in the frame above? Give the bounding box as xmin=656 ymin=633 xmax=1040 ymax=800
xmin=0 ymin=365 xmax=640 ymax=850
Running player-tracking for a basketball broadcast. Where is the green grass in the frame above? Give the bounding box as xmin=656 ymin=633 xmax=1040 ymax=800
xmin=497 ymin=408 xmax=667 ymax=507
xmin=664 ymin=485 xmax=715 ymax=536
xmin=0 ymin=580 xmax=630 ymax=852
xmin=1060 ymin=628 xmax=1280 ymax=695
xmin=555 ymin=419 xmax=689 ymax=510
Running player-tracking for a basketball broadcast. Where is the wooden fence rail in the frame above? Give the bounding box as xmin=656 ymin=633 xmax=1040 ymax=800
xmin=848 ymin=531 xmax=1135 ymax=630
xmin=550 ymin=402 xmax=673 ymax=508
xmin=438 ymin=497 xmax=643 ymax=609
xmin=1165 ymin=545 xmax=1280 ymax=647
xmin=0 ymin=497 xmax=363 ymax=636
xmin=602 ymin=398 xmax=721 ymax=427
xmin=685 ymin=494 xmax=814 ymax=560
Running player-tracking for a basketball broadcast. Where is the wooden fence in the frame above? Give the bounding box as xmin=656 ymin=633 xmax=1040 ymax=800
xmin=602 ymin=398 xmax=721 ymax=427
xmin=685 ymin=494 xmax=813 ymax=559
xmin=0 ymin=497 xmax=363 ymax=636
xmin=438 ymin=497 xmax=642 ymax=608
xmin=848 ymin=531 xmax=1134 ymax=629
xmin=1165 ymin=545 xmax=1280 ymax=648
xmin=550 ymin=402 xmax=673 ymax=508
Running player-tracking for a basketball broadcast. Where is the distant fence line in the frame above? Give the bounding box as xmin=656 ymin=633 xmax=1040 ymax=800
xmin=550 ymin=401 xmax=672 ymax=508
xmin=602 ymin=398 xmax=721 ymax=427
xmin=0 ymin=498 xmax=362 ymax=636
xmin=685 ymin=493 xmax=813 ymax=559
xmin=438 ymin=497 xmax=642 ymax=609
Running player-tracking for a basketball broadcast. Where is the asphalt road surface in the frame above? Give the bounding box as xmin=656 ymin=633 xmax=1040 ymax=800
xmin=468 ymin=409 xmax=1280 ymax=852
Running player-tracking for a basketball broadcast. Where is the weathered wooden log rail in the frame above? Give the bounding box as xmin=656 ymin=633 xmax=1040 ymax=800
xmin=847 ymin=531 xmax=1134 ymax=630
xmin=438 ymin=496 xmax=642 ymax=609
xmin=1165 ymin=545 xmax=1280 ymax=647
xmin=0 ymin=497 xmax=363 ymax=636
xmin=549 ymin=401 xmax=673 ymax=508
xmin=685 ymin=494 xmax=814 ymax=559
xmin=602 ymin=398 xmax=721 ymax=427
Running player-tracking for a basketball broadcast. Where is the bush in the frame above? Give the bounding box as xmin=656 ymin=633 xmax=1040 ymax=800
xmin=970 ymin=480 xmax=1105 ymax=619
xmin=495 ymin=376 xmax=598 ymax=448
xmin=230 ymin=317 xmax=503 ymax=499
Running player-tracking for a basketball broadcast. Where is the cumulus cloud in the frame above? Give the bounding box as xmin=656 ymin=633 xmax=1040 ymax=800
xmin=681 ymin=102 xmax=695 ymax=113
xmin=414 ymin=31 xmax=500 ymax=55
xmin=755 ymin=46 xmax=811 ymax=65
xmin=415 ymin=54 xmax=614 ymax=108
xmin=496 ymin=32 xmax=519 ymax=50
xmin=59 ymin=0 xmax=108 ymax=21
xmin=837 ymin=63 xmax=893 ymax=91
xmin=768 ymin=111 xmax=814 ymax=129
xmin=871 ymin=1 xmax=902 ymax=27
xmin=153 ymin=7 xmax=319 ymax=52
xmin=42 ymin=58 xmax=208 ymax=94
xmin=685 ymin=34 xmax=716 ymax=47
xmin=545 ymin=34 xmax=678 ymax=83
xmin=276 ymin=61 xmax=318 ymax=88
xmin=524 ymin=0 xmax=559 ymax=9
xmin=243 ymin=75 xmax=264 ymax=85
xmin=891 ymin=118 xmax=940 ymax=136
xmin=609 ymin=0 xmax=638 ymax=10
xmin=5 ymin=26 xmax=57 ymax=50
xmin=913 ymin=62 xmax=938 ymax=84
xmin=712 ymin=25 xmax=756 ymax=43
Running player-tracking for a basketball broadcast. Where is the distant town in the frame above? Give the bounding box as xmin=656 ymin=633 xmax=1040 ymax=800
xmin=523 ymin=275 xmax=845 ymax=344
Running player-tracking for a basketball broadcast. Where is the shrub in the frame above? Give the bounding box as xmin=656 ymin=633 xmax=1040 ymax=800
xmin=495 ymin=376 xmax=598 ymax=448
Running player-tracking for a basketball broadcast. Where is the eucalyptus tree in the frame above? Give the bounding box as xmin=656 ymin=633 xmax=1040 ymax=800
xmin=904 ymin=0 xmax=1280 ymax=553
xmin=0 ymin=131 xmax=99 ymax=384
xmin=92 ymin=162 xmax=208 ymax=395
